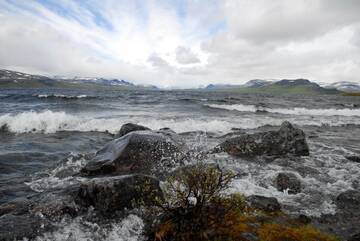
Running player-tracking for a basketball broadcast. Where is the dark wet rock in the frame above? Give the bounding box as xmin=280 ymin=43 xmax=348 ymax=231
xmin=0 ymin=213 xmax=51 ymax=241
xmin=345 ymin=155 xmax=360 ymax=163
xmin=31 ymin=192 xmax=79 ymax=219
xmin=349 ymin=233 xmax=360 ymax=241
xmin=312 ymin=190 xmax=360 ymax=239
xmin=352 ymin=180 xmax=360 ymax=190
xmin=81 ymin=130 xmax=185 ymax=176
xmin=215 ymin=121 xmax=309 ymax=157
xmin=0 ymin=197 xmax=32 ymax=216
xmin=77 ymin=174 xmax=163 ymax=215
xmin=275 ymin=172 xmax=302 ymax=194
xmin=159 ymin=127 xmax=176 ymax=133
xmin=0 ymin=124 xmax=10 ymax=133
xmin=313 ymin=211 xmax=360 ymax=241
xmin=246 ymin=195 xmax=281 ymax=212
xmin=336 ymin=190 xmax=360 ymax=210
xmin=117 ymin=123 xmax=150 ymax=137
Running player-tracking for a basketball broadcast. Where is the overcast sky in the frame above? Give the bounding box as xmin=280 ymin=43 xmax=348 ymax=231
xmin=1 ymin=0 xmax=360 ymax=88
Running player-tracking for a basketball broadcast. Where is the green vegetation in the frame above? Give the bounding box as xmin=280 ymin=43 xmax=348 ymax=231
xmin=149 ymin=163 xmax=339 ymax=241
xmin=342 ymin=92 xmax=360 ymax=96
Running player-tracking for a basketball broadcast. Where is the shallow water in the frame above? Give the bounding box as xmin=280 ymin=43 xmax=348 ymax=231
xmin=1 ymin=88 xmax=360 ymax=240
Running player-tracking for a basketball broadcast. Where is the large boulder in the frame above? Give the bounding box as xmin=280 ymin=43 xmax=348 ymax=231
xmin=336 ymin=190 xmax=360 ymax=210
xmin=275 ymin=172 xmax=302 ymax=194
xmin=345 ymin=155 xmax=360 ymax=163
xmin=76 ymin=174 xmax=163 ymax=215
xmin=118 ymin=123 xmax=150 ymax=137
xmin=246 ymin=195 xmax=281 ymax=212
xmin=216 ymin=121 xmax=309 ymax=157
xmin=81 ymin=130 xmax=185 ymax=176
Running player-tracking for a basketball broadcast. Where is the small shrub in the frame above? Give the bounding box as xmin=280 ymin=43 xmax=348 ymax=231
xmin=150 ymin=163 xmax=339 ymax=241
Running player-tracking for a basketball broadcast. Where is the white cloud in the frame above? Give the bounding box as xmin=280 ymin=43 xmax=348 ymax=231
xmin=176 ymin=46 xmax=200 ymax=64
xmin=0 ymin=0 xmax=360 ymax=88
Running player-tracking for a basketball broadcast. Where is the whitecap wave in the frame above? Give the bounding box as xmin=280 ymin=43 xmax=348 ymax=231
xmin=1 ymin=110 xmax=360 ymax=134
xmin=0 ymin=110 xmax=235 ymax=134
xmin=206 ymin=104 xmax=360 ymax=117
xmin=36 ymin=94 xmax=89 ymax=99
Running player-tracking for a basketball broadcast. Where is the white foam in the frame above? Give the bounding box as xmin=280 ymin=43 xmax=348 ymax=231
xmin=35 ymin=214 xmax=144 ymax=241
xmin=36 ymin=94 xmax=88 ymax=99
xmin=1 ymin=110 xmax=360 ymax=134
xmin=26 ymin=153 xmax=88 ymax=192
xmin=207 ymin=104 xmax=360 ymax=117
xmin=0 ymin=110 xmax=235 ymax=134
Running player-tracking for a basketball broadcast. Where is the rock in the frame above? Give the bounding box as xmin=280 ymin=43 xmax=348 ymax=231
xmin=81 ymin=130 xmax=185 ymax=176
xmin=345 ymin=155 xmax=360 ymax=163
xmin=216 ymin=121 xmax=309 ymax=157
xmin=336 ymin=190 xmax=360 ymax=210
xmin=0 ymin=124 xmax=10 ymax=133
xmin=349 ymin=233 xmax=360 ymax=241
xmin=275 ymin=172 xmax=302 ymax=194
xmin=118 ymin=123 xmax=150 ymax=137
xmin=77 ymin=175 xmax=163 ymax=215
xmin=0 ymin=213 xmax=51 ymax=241
xmin=31 ymin=191 xmax=79 ymax=219
xmin=246 ymin=195 xmax=281 ymax=212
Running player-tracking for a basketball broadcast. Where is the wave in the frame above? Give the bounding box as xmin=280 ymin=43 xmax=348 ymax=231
xmin=35 ymin=94 xmax=91 ymax=99
xmin=1 ymin=110 xmax=360 ymax=134
xmin=206 ymin=104 xmax=360 ymax=117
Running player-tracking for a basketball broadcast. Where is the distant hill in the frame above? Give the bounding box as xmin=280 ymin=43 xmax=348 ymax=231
xmin=322 ymin=81 xmax=360 ymax=92
xmin=0 ymin=69 xmax=157 ymax=90
xmin=205 ymin=84 xmax=243 ymax=89
xmin=203 ymin=78 xmax=341 ymax=95
xmin=242 ymin=79 xmax=274 ymax=88
xmin=0 ymin=69 xmax=60 ymax=88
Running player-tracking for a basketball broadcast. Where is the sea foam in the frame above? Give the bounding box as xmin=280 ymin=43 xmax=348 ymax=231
xmin=207 ymin=104 xmax=360 ymax=117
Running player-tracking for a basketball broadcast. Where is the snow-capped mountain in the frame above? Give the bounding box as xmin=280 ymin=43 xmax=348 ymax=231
xmin=54 ymin=76 xmax=134 ymax=86
xmin=323 ymin=81 xmax=360 ymax=92
xmin=242 ymin=79 xmax=275 ymax=88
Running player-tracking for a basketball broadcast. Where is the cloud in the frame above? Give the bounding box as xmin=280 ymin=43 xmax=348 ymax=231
xmin=176 ymin=46 xmax=200 ymax=64
xmin=0 ymin=0 xmax=360 ymax=87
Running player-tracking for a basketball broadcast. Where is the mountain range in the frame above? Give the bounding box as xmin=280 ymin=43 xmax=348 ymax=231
xmin=0 ymin=69 xmax=156 ymax=90
xmin=1 ymin=69 xmax=359 ymax=94
xmin=204 ymin=78 xmax=360 ymax=94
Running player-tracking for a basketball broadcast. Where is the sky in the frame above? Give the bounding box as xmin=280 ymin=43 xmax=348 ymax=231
xmin=1 ymin=0 xmax=360 ymax=88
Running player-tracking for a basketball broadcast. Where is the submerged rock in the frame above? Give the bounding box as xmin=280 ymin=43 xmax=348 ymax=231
xmin=349 ymin=233 xmax=360 ymax=241
xmin=118 ymin=123 xmax=150 ymax=137
xmin=336 ymin=190 xmax=360 ymax=210
xmin=345 ymin=155 xmax=360 ymax=163
xmin=246 ymin=195 xmax=281 ymax=212
xmin=81 ymin=130 xmax=185 ymax=176
xmin=216 ymin=121 xmax=309 ymax=157
xmin=0 ymin=124 xmax=10 ymax=133
xmin=77 ymin=174 xmax=163 ymax=215
xmin=275 ymin=172 xmax=302 ymax=194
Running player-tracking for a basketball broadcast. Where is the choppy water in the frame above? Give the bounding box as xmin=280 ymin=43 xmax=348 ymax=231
xmin=1 ymin=88 xmax=360 ymax=240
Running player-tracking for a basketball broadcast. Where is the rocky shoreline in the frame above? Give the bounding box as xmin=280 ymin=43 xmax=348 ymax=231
xmin=0 ymin=122 xmax=359 ymax=241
